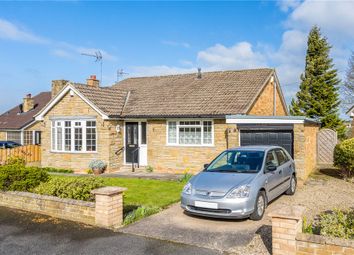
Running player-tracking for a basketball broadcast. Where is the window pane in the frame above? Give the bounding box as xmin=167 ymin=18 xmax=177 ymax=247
xmin=86 ymin=121 xmax=96 ymax=151
xmin=168 ymin=122 xmax=177 ymax=144
xmin=23 ymin=131 xmax=33 ymax=145
xmin=51 ymin=122 xmax=56 ymax=150
xmin=179 ymin=126 xmax=201 ymax=144
xmin=203 ymin=121 xmax=212 ymax=144
xmin=57 ymin=125 xmax=63 ymax=151
xmin=34 ymin=131 xmax=41 ymax=145
xmin=6 ymin=131 xmax=21 ymax=144
xmin=141 ymin=122 xmax=147 ymax=145
xmin=75 ymin=127 xmax=83 ymax=151
xmin=65 ymin=122 xmax=71 ymax=151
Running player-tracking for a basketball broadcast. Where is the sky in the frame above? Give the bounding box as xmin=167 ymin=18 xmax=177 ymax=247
xmin=0 ymin=0 xmax=353 ymax=117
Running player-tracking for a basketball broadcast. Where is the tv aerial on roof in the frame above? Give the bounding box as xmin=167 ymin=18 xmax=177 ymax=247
xmin=117 ymin=69 xmax=129 ymax=82
xmin=81 ymin=51 xmax=103 ymax=83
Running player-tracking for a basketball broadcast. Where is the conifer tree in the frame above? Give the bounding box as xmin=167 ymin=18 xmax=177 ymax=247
xmin=290 ymin=26 xmax=345 ymax=138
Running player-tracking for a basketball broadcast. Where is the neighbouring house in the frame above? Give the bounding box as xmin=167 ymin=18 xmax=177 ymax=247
xmin=0 ymin=92 xmax=51 ymax=145
xmin=32 ymin=69 xmax=319 ymax=182
xmin=346 ymin=105 xmax=354 ymax=138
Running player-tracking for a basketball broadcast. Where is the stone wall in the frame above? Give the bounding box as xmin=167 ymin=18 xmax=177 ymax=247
xmin=248 ymin=80 xmax=287 ymax=116
xmin=40 ymin=91 xmax=121 ymax=173
xmin=0 ymin=131 xmax=5 ymax=140
xmin=0 ymin=191 xmax=95 ymax=225
xmin=147 ymin=119 xmax=239 ymax=173
xmin=269 ymin=206 xmax=354 ymax=255
xmin=0 ymin=187 xmax=126 ymax=229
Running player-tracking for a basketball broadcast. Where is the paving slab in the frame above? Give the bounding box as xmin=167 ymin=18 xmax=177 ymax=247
xmin=120 ymin=203 xmax=273 ymax=252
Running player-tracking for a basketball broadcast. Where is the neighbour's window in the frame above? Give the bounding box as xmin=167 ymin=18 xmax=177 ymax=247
xmin=167 ymin=120 xmax=213 ymax=146
xmin=275 ymin=149 xmax=288 ymax=165
xmin=51 ymin=120 xmax=97 ymax=153
xmin=6 ymin=131 xmax=21 ymax=145
xmin=23 ymin=131 xmax=33 ymax=145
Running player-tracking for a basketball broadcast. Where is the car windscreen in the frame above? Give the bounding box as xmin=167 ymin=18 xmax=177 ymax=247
xmin=206 ymin=150 xmax=265 ymax=173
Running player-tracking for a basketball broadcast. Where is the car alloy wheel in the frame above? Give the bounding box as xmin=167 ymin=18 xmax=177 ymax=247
xmin=257 ymin=195 xmax=265 ymax=216
xmin=291 ymin=177 xmax=296 ymax=193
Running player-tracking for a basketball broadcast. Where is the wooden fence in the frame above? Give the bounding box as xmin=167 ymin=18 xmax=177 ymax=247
xmin=317 ymin=128 xmax=338 ymax=165
xmin=0 ymin=145 xmax=41 ymax=164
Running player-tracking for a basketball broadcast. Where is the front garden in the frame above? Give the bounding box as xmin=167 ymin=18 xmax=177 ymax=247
xmin=0 ymin=157 xmax=186 ymax=225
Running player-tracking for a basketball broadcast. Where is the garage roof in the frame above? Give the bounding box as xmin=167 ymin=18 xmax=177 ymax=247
xmin=226 ymin=115 xmax=320 ymax=124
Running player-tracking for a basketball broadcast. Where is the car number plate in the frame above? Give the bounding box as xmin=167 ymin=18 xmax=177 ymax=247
xmin=195 ymin=201 xmax=218 ymax=209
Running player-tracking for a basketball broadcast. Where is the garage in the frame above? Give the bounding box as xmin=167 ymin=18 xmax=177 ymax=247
xmin=226 ymin=115 xmax=320 ymax=182
xmin=239 ymin=125 xmax=293 ymax=156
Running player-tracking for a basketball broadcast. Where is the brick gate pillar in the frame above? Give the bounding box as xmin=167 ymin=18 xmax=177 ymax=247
xmin=91 ymin=186 xmax=127 ymax=229
xmin=268 ymin=206 xmax=305 ymax=255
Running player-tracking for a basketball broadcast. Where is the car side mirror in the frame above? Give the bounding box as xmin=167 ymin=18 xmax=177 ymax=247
xmin=266 ymin=164 xmax=277 ymax=172
xmin=203 ymin=163 xmax=209 ymax=169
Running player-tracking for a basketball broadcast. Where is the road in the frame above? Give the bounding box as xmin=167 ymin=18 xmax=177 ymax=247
xmin=0 ymin=206 xmax=221 ymax=255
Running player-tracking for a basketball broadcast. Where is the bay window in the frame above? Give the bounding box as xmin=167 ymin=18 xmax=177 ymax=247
xmin=51 ymin=119 xmax=97 ymax=152
xmin=167 ymin=120 xmax=213 ymax=146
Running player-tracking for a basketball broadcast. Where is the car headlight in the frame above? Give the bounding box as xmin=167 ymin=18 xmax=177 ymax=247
xmin=182 ymin=182 xmax=192 ymax=195
xmin=226 ymin=185 xmax=250 ymax=198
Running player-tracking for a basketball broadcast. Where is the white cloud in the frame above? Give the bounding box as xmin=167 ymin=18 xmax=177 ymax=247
xmin=197 ymin=42 xmax=267 ymax=69
xmin=277 ymin=0 xmax=301 ymax=12
xmin=0 ymin=19 xmax=48 ymax=44
xmin=162 ymin=40 xmax=190 ymax=48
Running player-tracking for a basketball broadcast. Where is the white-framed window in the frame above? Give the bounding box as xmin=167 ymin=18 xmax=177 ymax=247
xmin=6 ymin=131 xmax=21 ymax=144
xmin=51 ymin=119 xmax=97 ymax=153
xmin=166 ymin=120 xmax=214 ymax=146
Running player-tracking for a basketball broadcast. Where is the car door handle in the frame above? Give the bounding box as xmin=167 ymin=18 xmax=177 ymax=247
xmin=279 ymin=170 xmax=282 ymax=174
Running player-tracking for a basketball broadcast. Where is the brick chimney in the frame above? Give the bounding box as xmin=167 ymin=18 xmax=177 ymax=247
xmin=87 ymin=75 xmax=100 ymax=87
xmin=23 ymin=94 xmax=34 ymax=113
xmin=52 ymin=80 xmax=69 ymax=98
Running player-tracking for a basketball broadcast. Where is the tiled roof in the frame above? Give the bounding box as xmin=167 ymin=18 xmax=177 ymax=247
xmin=112 ymin=68 xmax=274 ymax=118
xmin=0 ymin=92 xmax=51 ymax=130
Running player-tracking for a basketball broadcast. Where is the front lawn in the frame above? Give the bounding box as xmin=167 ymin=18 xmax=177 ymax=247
xmin=54 ymin=176 xmax=185 ymax=223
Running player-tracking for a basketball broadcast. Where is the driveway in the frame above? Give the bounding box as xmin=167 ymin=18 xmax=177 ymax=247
xmin=120 ymin=203 xmax=272 ymax=252
xmin=0 ymin=206 xmax=221 ymax=255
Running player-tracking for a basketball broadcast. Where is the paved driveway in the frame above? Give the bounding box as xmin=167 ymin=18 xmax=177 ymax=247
xmin=120 ymin=203 xmax=273 ymax=252
xmin=0 ymin=206 xmax=221 ymax=255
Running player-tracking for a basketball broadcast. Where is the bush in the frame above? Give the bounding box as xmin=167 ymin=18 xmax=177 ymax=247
xmin=145 ymin=165 xmax=154 ymax=173
xmin=179 ymin=171 xmax=193 ymax=183
xmin=123 ymin=206 xmax=160 ymax=225
xmin=334 ymin=138 xmax=354 ymax=179
xmin=0 ymin=164 xmax=49 ymax=192
xmin=33 ymin=177 xmax=104 ymax=201
xmin=303 ymin=209 xmax=354 ymax=240
xmin=89 ymin=160 xmax=107 ymax=171
xmin=41 ymin=167 xmax=74 ymax=174
xmin=5 ymin=156 xmax=26 ymax=166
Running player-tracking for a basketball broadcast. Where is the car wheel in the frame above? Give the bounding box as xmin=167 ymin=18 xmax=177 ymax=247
xmin=285 ymin=174 xmax=297 ymax=195
xmin=250 ymin=191 xmax=266 ymax=221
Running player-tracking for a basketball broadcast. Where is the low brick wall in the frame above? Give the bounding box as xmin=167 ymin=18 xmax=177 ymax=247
xmin=296 ymin=233 xmax=354 ymax=255
xmin=269 ymin=206 xmax=354 ymax=255
xmin=0 ymin=186 xmax=126 ymax=229
xmin=0 ymin=191 xmax=95 ymax=225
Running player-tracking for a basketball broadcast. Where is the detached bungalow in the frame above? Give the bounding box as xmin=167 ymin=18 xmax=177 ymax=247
xmin=33 ymin=69 xmax=318 ymax=181
xmin=0 ymin=92 xmax=51 ymax=145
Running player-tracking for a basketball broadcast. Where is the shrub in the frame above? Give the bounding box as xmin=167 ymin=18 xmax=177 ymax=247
xmin=5 ymin=156 xmax=26 ymax=166
xmin=145 ymin=165 xmax=154 ymax=173
xmin=303 ymin=209 xmax=354 ymax=240
xmin=318 ymin=209 xmax=354 ymax=239
xmin=33 ymin=177 xmax=104 ymax=201
xmin=41 ymin=167 xmax=74 ymax=174
xmin=0 ymin=164 xmax=49 ymax=192
xmin=123 ymin=206 xmax=160 ymax=225
xmin=89 ymin=160 xmax=107 ymax=171
xmin=179 ymin=170 xmax=193 ymax=183
xmin=334 ymin=138 xmax=354 ymax=179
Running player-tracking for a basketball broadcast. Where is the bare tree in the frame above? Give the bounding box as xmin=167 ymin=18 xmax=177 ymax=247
xmin=343 ymin=52 xmax=354 ymax=110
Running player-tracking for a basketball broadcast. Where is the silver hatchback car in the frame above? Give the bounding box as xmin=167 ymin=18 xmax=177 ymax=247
xmin=181 ymin=146 xmax=297 ymax=220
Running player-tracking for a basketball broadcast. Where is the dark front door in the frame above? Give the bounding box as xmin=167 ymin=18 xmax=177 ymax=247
xmin=125 ymin=122 xmax=139 ymax=163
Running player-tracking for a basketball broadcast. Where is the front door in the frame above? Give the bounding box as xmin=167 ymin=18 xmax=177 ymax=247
xmin=125 ymin=122 xmax=139 ymax=163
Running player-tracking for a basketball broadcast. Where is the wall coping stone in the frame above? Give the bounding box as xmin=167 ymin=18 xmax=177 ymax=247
xmin=296 ymin=233 xmax=354 ymax=248
xmin=91 ymin=186 xmax=127 ymax=196
xmin=0 ymin=191 xmax=95 ymax=207
xmin=268 ymin=205 xmax=305 ymax=220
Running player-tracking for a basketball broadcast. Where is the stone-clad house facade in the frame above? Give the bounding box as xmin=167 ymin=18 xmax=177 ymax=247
xmin=32 ymin=69 xmax=319 ymax=182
